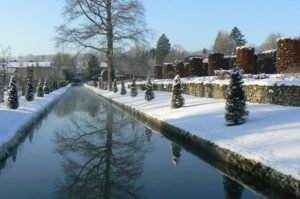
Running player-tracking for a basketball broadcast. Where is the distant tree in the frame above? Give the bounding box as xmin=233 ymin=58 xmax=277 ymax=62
xmin=37 ymin=80 xmax=44 ymax=97
xmin=52 ymin=53 xmax=76 ymax=81
xmin=171 ymin=75 xmax=184 ymax=108
xmin=113 ymin=79 xmax=118 ymax=93
xmin=225 ymin=67 xmax=248 ymax=126
xmin=258 ymin=33 xmax=283 ymax=52
xmin=120 ymin=79 xmax=126 ymax=95
xmin=52 ymin=81 xmax=58 ymax=91
xmin=156 ymin=34 xmax=171 ymax=64
xmin=56 ymin=0 xmax=148 ymax=83
xmin=165 ymin=44 xmax=189 ymax=63
xmin=144 ymin=77 xmax=155 ymax=101
xmin=213 ymin=31 xmax=235 ymax=55
xmin=87 ymin=54 xmax=100 ymax=81
xmin=230 ymin=27 xmax=247 ymax=49
xmin=202 ymin=48 xmax=208 ymax=58
xmin=7 ymin=76 xmax=19 ymax=109
xmin=43 ymin=80 xmax=50 ymax=94
xmin=25 ymin=76 xmax=34 ymax=101
xmin=130 ymin=77 xmax=137 ymax=97
xmin=115 ymin=46 xmax=152 ymax=76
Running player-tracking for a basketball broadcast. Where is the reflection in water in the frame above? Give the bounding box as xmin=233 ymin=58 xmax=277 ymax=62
xmin=54 ymin=90 xmax=148 ymax=199
xmin=171 ymin=143 xmax=182 ymax=166
xmin=223 ymin=176 xmax=244 ymax=199
xmin=144 ymin=127 xmax=152 ymax=143
xmin=0 ymin=87 xmax=295 ymax=199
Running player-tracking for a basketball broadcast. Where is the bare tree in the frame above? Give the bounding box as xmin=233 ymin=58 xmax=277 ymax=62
xmin=213 ymin=31 xmax=235 ymax=55
xmin=257 ymin=33 xmax=283 ymax=52
xmin=0 ymin=44 xmax=11 ymax=102
xmin=165 ymin=44 xmax=189 ymax=63
xmin=56 ymin=0 xmax=148 ymax=82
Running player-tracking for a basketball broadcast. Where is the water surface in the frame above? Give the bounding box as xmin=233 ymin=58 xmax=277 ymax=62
xmin=0 ymin=87 xmax=268 ymax=198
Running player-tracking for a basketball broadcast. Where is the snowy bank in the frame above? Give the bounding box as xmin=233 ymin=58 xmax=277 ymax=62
xmin=87 ymin=85 xmax=300 ymax=196
xmin=0 ymin=86 xmax=70 ymax=160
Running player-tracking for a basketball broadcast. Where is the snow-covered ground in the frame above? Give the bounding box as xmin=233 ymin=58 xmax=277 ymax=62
xmin=87 ymin=85 xmax=300 ymax=181
xmin=0 ymin=86 xmax=69 ymax=159
xmin=145 ymin=73 xmax=300 ymax=86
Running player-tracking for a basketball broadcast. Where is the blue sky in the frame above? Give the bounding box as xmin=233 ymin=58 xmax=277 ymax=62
xmin=0 ymin=0 xmax=300 ymax=56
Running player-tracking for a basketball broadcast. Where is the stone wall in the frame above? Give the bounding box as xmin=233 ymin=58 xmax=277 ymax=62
xmin=138 ymin=82 xmax=300 ymax=107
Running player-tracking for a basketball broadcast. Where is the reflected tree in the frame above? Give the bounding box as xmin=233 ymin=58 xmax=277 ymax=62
xmin=171 ymin=143 xmax=182 ymax=166
xmin=54 ymin=100 xmax=148 ymax=199
xmin=223 ymin=176 xmax=244 ymax=199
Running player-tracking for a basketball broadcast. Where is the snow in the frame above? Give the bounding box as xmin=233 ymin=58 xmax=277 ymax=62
xmin=7 ymin=61 xmax=52 ymax=68
xmin=260 ymin=49 xmax=277 ymax=54
xmin=86 ymin=85 xmax=300 ymax=181
xmin=0 ymin=86 xmax=69 ymax=159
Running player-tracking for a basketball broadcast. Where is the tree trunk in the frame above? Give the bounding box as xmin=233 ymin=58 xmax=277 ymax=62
xmin=106 ymin=0 xmax=114 ymax=82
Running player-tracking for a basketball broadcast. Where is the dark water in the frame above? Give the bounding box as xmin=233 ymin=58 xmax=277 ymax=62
xmin=0 ymin=87 xmax=269 ymax=198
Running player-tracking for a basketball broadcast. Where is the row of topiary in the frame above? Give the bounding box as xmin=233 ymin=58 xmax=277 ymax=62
xmin=92 ymin=67 xmax=248 ymax=126
xmin=6 ymin=75 xmax=67 ymax=110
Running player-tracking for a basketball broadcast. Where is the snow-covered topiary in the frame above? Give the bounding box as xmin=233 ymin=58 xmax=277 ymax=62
xmin=102 ymin=81 xmax=108 ymax=90
xmin=37 ymin=80 xmax=44 ymax=97
xmin=52 ymin=81 xmax=57 ymax=91
xmin=113 ymin=79 xmax=118 ymax=93
xmin=120 ymin=80 xmax=126 ymax=95
xmin=0 ymin=73 xmax=4 ymax=102
xmin=144 ymin=77 xmax=155 ymax=101
xmin=130 ymin=77 xmax=137 ymax=97
xmin=7 ymin=76 xmax=19 ymax=109
xmin=43 ymin=80 xmax=50 ymax=94
xmin=171 ymin=143 xmax=181 ymax=166
xmin=108 ymin=80 xmax=113 ymax=91
xmin=225 ymin=67 xmax=249 ymax=126
xmin=171 ymin=75 xmax=184 ymax=108
xmin=25 ymin=76 xmax=34 ymax=101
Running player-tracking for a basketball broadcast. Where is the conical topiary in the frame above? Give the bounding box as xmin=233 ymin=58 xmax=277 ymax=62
xmin=7 ymin=75 xmax=19 ymax=109
xmin=102 ymin=81 xmax=108 ymax=90
xmin=43 ymin=80 xmax=50 ymax=94
xmin=144 ymin=77 xmax=155 ymax=101
xmin=25 ymin=76 xmax=34 ymax=101
xmin=171 ymin=143 xmax=181 ymax=166
xmin=113 ymin=79 xmax=118 ymax=93
xmin=37 ymin=80 xmax=44 ymax=97
xmin=109 ymin=80 xmax=113 ymax=91
xmin=48 ymin=80 xmax=53 ymax=93
xmin=171 ymin=75 xmax=184 ymax=108
xmin=225 ymin=67 xmax=249 ymax=126
xmin=130 ymin=77 xmax=137 ymax=97
xmin=120 ymin=80 xmax=126 ymax=95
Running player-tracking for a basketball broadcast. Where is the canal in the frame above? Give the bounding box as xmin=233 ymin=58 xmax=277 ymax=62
xmin=0 ymin=87 xmax=285 ymax=198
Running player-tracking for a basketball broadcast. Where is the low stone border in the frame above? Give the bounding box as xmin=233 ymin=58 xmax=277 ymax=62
xmin=0 ymin=86 xmax=70 ymax=161
xmin=137 ymin=82 xmax=300 ymax=107
xmin=92 ymin=89 xmax=300 ymax=198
